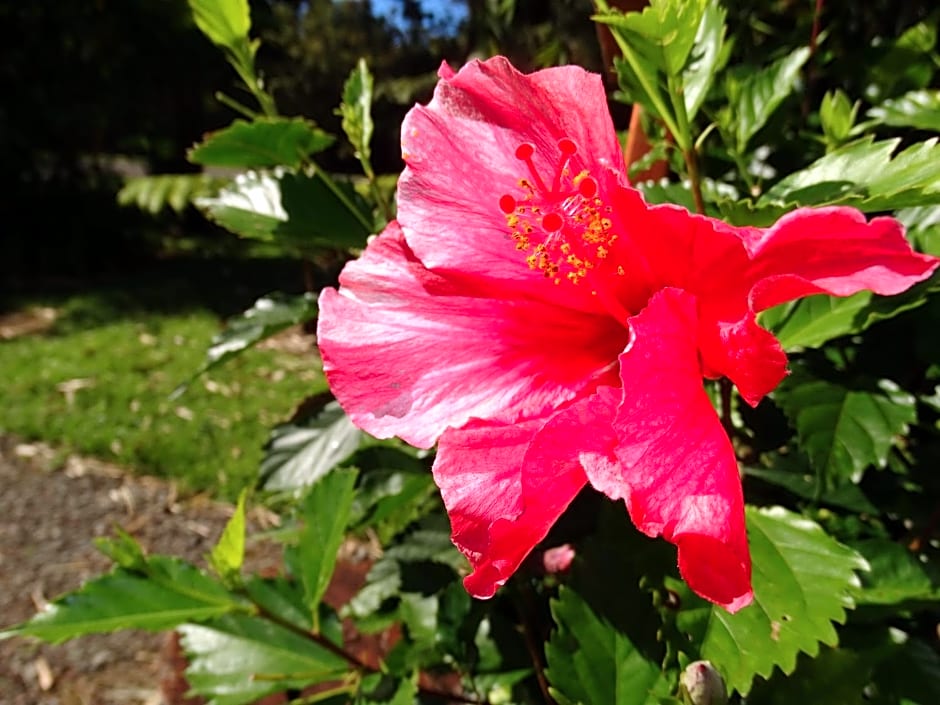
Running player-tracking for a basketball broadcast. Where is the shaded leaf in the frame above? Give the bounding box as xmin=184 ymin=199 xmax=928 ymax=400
xmin=117 ymin=173 xmax=226 ymax=215
xmin=851 ymin=539 xmax=940 ymax=607
xmin=546 ymin=586 xmax=671 ymax=705
xmin=259 ymin=399 xmax=362 ymax=491
xmin=243 ymin=575 xmax=312 ymax=631
xmin=671 ymin=506 xmax=867 ymax=695
xmin=208 ymin=488 xmax=248 ymax=582
xmin=189 ymin=118 xmax=334 ymax=170
xmin=868 ymin=89 xmax=940 ymax=132
xmin=179 ymin=613 xmax=347 ymax=705
xmin=745 ymin=648 xmax=868 ymax=705
xmin=348 ymin=465 xmax=436 ymax=543
xmin=760 ymin=137 xmax=940 ymax=211
xmin=728 ymin=46 xmax=810 ymax=152
xmin=744 ymin=463 xmax=877 ymax=514
xmin=196 ymin=170 xmax=371 ymax=250
xmin=1 ymin=557 xmax=242 ymax=643
xmin=774 ymin=371 xmax=917 ymax=487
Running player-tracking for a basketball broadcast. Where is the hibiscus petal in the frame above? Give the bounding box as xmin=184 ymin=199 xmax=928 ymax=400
xmin=434 ymin=418 xmax=587 ymax=598
xmin=397 ymin=57 xmax=625 ymax=311
xmin=317 ymin=223 xmax=628 ymax=448
xmin=741 ymin=206 xmax=938 ymax=312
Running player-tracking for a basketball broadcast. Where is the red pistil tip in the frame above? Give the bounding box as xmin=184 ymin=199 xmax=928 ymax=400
xmin=558 ymin=138 xmax=577 ymax=155
xmin=499 ymin=194 xmax=517 ymax=214
xmin=542 ymin=212 xmax=563 ymax=232
xmin=515 ymin=143 xmax=535 ymax=160
xmin=578 ymin=177 xmax=597 ymax=198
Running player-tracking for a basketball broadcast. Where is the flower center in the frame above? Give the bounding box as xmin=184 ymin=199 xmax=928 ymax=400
xmin=499 ymin=138 xmax=620 ymax=287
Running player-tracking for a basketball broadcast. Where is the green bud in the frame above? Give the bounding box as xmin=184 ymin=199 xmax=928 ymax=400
xmin=679 ymin=660 xmax=728 ymax=705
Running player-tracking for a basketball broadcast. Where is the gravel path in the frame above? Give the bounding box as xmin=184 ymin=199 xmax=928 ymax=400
xmin=0 ymin=436 xmax=280 ymax=705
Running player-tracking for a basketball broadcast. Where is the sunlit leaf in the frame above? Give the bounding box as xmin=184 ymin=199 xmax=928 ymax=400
xmin=117 ymin=173 xmax=227 ymax=215
xmin=187 ymin=0 xmax=251 ymax=50
xmin=208 ymin=489 xmax=248 ymax=582
xmin=760 ymin=137 xmax=940 ymax=211
xmin=179 ymin=613 xmax=348 ymax=705
xmin=682 ymin=1 xmax=727 ymax=119
xmin=338 ymin=59 xmax=375 ymax=170
xmin=868 ymin=90 xmax=940 ymax=132
xmin=671 ymin=506 xmax=868 ymax=696
xmin=1 ymin=557 xmax=243 ymax=643
xmin=189 ymin=118 xmax=334 ymax=169
xmin=851 ymin=539 xmax=940 ymax=607
xmin=259 ymin=399 xmax=362 ymax=491
xmin=196 ymin=169 xmax=370 ymax=250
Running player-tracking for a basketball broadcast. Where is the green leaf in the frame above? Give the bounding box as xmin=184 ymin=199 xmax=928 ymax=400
xmin=851 ymin=539 xmax=940 ymax=607
xmin=2 ymin=557 xmax=243 ymax=643
xmin=295 ymin=469 xmax=358 ymax=628
xmin=243 ymin=575 xmax=313 ymax=631
xmin=259 ymin=399 xmax=362 ymax=491
xmin=744 ymin=462 xmax=877 ymax=514
xmin=546 ymin=586 xmax=672 ymax=705
xmin=187 ymin=0 xmax=251 ymax=50
xmin=348 ymin=465 xmax=436 ymax=543
xmin=682 ymin=1 xmax=727 ymax=120
xmin=759 ymin=281 xmax=937 ymax=351
xmin=868 ymin=90 xmax=940 ymax=132
xmin=728 ymin=46 xmax=810 ymax=152
xmin=898 ymin=205 xmax=940 ymax=256
xmin=179 ymin=613 xmax=348 ymax=705
xmin=820 ymin=90 xmax=860 ymax=145
xmin=358 ymin=673 xmax=419 ymax=705
xmin=338 ymin=59 xmax=375 ymax=171
xmin=208 ymin=488 xmax=248 ymax=582
xmin=196 ymin=169 xmax=371 ymax=250
xmin=596 ymin=0 xmax=708 ymax=77
xmin=869 ymin=633 xmax=940 ymax=705
xmin=186 ymin=292 xmax=317 ymax=385
xmin=189 ymin=118 xmax=334 ymax=170
xmin=117 ymin=173 xmax=226 ymax=215
xmin=671 ymin=506 xmax=868 ymax=696
xmin=774 ymin=371 xmax=917 ymax=487
xmin=760 ymin=137 xmax=940 ymax=211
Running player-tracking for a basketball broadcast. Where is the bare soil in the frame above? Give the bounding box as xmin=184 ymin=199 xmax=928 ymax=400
xmin=0 ymin=436 xmax=283 ymax=705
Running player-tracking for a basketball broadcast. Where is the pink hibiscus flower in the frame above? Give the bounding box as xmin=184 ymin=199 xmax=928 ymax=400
xmin=317 ymin=57 xmax=938 ymax=612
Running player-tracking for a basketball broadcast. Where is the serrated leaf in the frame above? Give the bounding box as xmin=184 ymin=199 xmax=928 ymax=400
xmin=774 ymin=372 xmax=917 ymax=487
xmin=243 ymin=575 xmax=313 ymax=631
xmin=868 ymin=89 xmax=940 ymax=132
xmin=187 ymin=0 xmax=251 ymax=50
xmin=546 ymin=586 xmax=671 ymax=705
xmin=338 ymin=59 xmax=375 ymax=170
xmin=179 ymin=613 xmax=348 ymax=705
xmin=596 ymin=0 xmax=708 ymax=77
xmin=760 ymin=137 xmax=940 ymax=211
xmin=189 ymin=118 xmax=334 ymax=170
xmin=671 ymin=506 xmax=868 ymax=696
xmin=186 ymin=292 xmax=317 ymax=386
xmin=759 ymin=281 xmax=937 ymax=350
xmin=2 ymin=557 xmax=243 ymax=643
xmin=208 ymin=489 xmax=248 ymax=581
xmin=117 ymin=173 xmax=226 ymax=214
xmin=682 ymin=1 xmax=727 ymax=119
xmin=196 ymin=169 xmax=370 ymax=250
xmin=744 ymin=462 xmax=877 ymax=514
xmin=295 ymin=469 xmax=358 ymax=628
xmin=259 ymin=400 xmax=362 ymax=491
xmin=727 ymin=46 xmax=810 ymax=152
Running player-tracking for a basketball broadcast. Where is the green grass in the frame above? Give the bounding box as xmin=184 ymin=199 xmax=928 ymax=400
xmin=0 ymin=285 xmax=326 ymax=499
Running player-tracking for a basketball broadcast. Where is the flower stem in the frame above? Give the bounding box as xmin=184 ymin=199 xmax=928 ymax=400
xmin=514 ymin=582 xmax=558 ymax=705
xmin=683 ymin=148 xmax=707 ymax=216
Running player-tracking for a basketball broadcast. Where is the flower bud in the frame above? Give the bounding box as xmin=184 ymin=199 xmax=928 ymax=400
xmin=679 ymin=660 xmax=728 ymax=705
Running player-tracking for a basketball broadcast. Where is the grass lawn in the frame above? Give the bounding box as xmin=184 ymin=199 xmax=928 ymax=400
xmin=0 ymin=263 xmax=327 ymax=499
